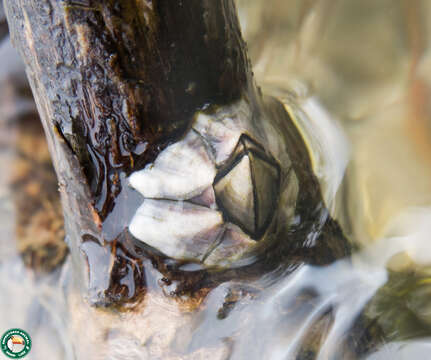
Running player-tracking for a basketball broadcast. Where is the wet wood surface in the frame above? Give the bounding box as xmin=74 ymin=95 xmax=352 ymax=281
xmin=5 ymin=0 xmax=252 ymax=221
xmin=4 ymin=0 xmax=255 ymax=304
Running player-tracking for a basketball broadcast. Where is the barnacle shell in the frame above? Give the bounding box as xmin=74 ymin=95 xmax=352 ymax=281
xmin=213 ymin=134 xmax=281 ymax=238
xmin=128 ymin=99 xmax=299 ymax=266
xmin=129 ymin=200 xmax=223 ymax=260
xmin=129 ymin=131 xmax=216 ymax=200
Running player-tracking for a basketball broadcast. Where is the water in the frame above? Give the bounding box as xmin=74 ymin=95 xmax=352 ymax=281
xmin=2 ymin=1 xmax=431 ymax=359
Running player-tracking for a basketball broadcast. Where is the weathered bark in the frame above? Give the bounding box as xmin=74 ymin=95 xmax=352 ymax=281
xmin=5 ymin=0 xmax=251 ymax=221
xmin=4 ymin=0 xmax=254 ymax=304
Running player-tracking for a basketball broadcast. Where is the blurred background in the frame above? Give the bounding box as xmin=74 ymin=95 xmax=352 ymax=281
xmin=1 ymin=0 xmax=431 ymax=359
xmin=237 ymin=0 xmax=431 ymax=245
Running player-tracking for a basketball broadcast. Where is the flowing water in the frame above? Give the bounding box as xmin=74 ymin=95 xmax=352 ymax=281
xmin=2 ymin=1 xmax=431 ymax=359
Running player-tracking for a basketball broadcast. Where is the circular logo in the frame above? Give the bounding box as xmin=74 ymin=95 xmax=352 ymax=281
xmin=1 ymin=329 xmax=31 ymax=359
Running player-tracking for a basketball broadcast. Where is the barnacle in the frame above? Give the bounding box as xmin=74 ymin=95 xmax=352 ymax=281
xmin=128 ymin=99 xmax=298 ymax=267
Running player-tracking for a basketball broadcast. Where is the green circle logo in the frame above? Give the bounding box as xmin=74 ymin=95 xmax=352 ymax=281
xmin=0 ymin=329 xmax=31 ymax=359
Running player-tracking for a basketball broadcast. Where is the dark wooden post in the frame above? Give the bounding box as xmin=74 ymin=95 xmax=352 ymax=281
xmin=4 ymin=0 xmax=255 ymax=304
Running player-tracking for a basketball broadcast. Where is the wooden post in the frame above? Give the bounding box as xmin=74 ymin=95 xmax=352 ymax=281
xmin=4 ymin=0 xmax=255 ymax=304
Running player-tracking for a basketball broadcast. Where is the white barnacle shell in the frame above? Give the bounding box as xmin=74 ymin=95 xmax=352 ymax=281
xmin=193 ymin=100 xmax=255 ymax=166
xmin=128 ymin=98 xmax=297 ymax=266
xmin=129 ymin=130 xmax=216 ymax=200
xmin=129 ymin=200 xmax=224 ymax=261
